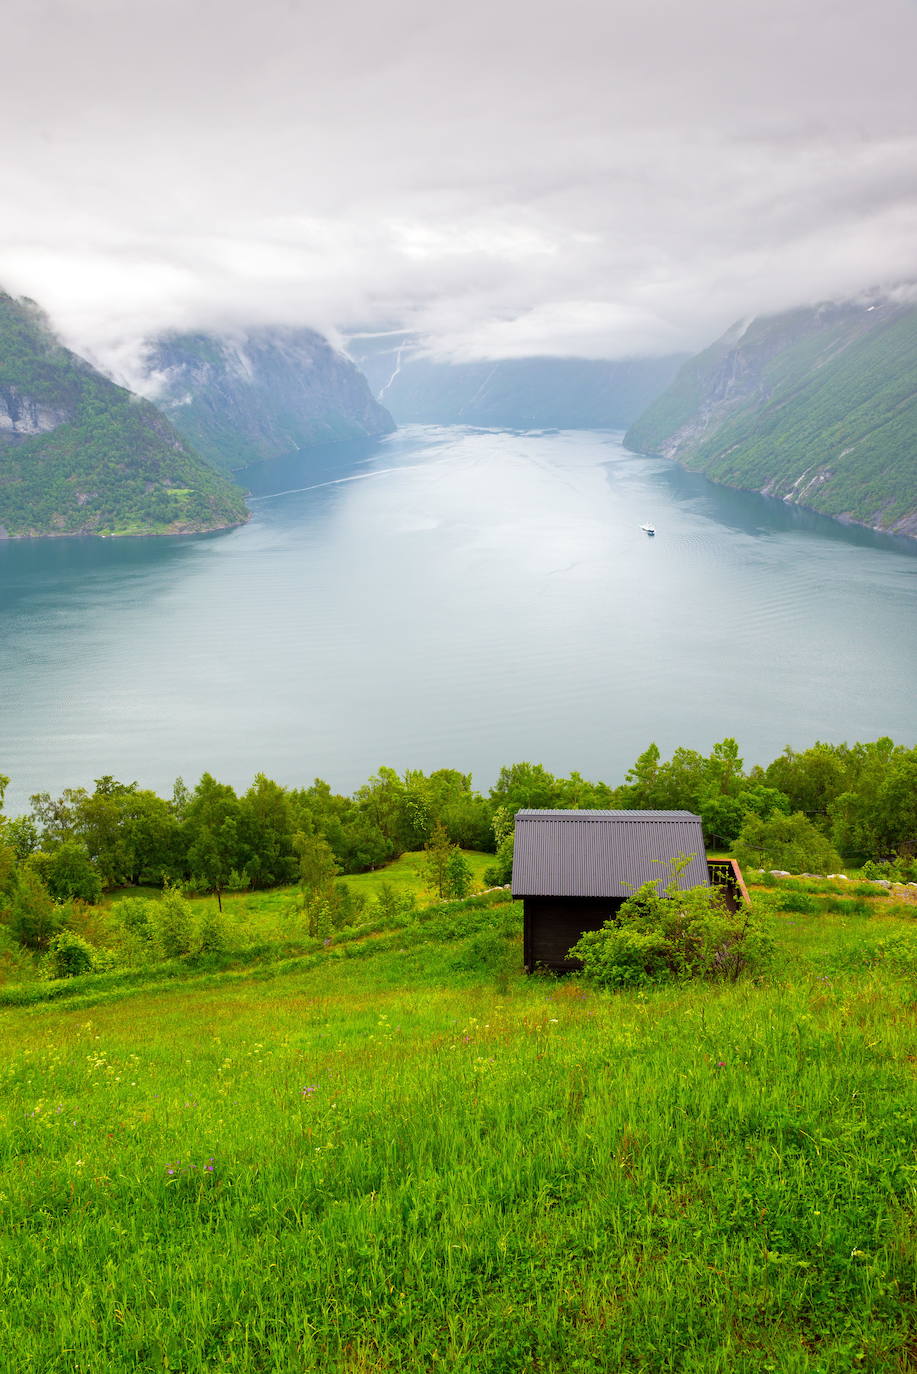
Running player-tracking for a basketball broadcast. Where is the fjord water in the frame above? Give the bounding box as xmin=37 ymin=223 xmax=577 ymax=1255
xmin=1 ymin=426 xmax=915 ymax=811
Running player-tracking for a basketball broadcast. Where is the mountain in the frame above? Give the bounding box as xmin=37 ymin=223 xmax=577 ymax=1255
xmin=625 ymin=297 xmax=917 ymax=538
xmin=145 ymin=329 xmax=395 ymax=472
xmin=0 ymin=293 xmax=248 ymax=539
xmin=347 ymin=336 xmax=686 ymax=430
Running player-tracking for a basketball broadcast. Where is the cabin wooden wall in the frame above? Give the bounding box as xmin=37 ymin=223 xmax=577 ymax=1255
xmin=523 ymin=896 xmax=624 ymax=971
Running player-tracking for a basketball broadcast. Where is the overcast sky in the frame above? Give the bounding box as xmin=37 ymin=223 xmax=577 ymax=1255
xmin=2 ymin=0 xmax=916 ymax=374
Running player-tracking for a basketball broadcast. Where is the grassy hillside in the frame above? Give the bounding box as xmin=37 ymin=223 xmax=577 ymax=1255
xmin=0 ymin=294 xmax=249 ymax=537
xmin=625 ymin=300 xmax=917 ymax=537
xmin=3 ymin=873 xmax=917 ymax=1370
xmin=98 ymin=849 xmax=498 ymax=947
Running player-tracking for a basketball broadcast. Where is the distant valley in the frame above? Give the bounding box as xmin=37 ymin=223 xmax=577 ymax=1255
xmin=348 ymin=335 xmax=686 ymax=430
xmin=350 ymin=299 xmax=917 ymax=542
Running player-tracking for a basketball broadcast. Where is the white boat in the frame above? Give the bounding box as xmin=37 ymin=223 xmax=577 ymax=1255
xmin=640 ymin=523 xmax=655 ymax=536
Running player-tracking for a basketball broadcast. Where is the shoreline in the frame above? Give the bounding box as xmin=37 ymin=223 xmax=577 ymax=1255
xmin=0 ymin=510 xmax=252 ymax=542
xmin=625 ymin=443 xmax=917 ymax=549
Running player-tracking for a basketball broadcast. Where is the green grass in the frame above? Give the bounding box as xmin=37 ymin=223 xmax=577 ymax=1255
xmin=96 ymin=851 xmax=498 ymax=963
xmin=3 ymin=882 xmax=917 ymax=1370
xmin=336 ymin=848 xmax=496 ymax=903
xmin=106 ymin=851 xmax=496 ymax=932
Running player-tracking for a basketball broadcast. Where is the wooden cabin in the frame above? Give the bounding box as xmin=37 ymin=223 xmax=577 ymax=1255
xmin=511 ymin=809 xmax=745 ymax=971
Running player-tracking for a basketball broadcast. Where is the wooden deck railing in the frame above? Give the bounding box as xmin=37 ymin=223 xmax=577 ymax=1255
xmin=707 ymin=858 xmax=751 ymax=909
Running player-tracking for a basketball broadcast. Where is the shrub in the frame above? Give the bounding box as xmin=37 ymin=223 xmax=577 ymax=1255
xmin=866 ymin=935 xmax=917 ymax=974
xmin=9 ymin=870 xmax=65 ymax=950
xmin=397 ymin=891 xmax=417 ymax=922
xmin=198 ymin=905 xmax=229 ymax=954
xmin=372 ymin=883 xmax=398 ymax=919
xmin=570 ymin=865 xmax=775 ymax=988
xmin=112 ymin=896 xmax=156 ymax=944
xmin=151 ymin=887 xmax=195 ymax=958
xmin=777 ymin=891 xmax=817 ymax=914
xmin=570 ymin=926 xmax=671 ymax=988
xmin=335 ymin=885 xmax=367 ymax=929
xmin=861 ymin=857 xmax=917 ymax=884
xmin=818 ymin=896 xmax=870 ymax=916
xmin=444 ymin=849 xmax=472 ymax=899
xmin=47 ymin=930 xmax=96 ymax=979
xmin=356 ymin=888 xmax=417 ymax=936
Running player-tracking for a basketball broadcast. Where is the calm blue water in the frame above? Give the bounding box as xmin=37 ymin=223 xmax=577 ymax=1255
xmin=1 ymin=426 xmax=914 ymax=812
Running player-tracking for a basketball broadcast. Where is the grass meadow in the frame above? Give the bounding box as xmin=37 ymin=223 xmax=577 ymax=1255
xmin=3 ymin=876 xmax=917 ymax=1371
xmin=94 ymin=850 xmax=498 ymax=949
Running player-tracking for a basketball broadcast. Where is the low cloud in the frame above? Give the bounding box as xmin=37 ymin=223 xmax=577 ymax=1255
xmin=1 ymin=0 xmax=915 ymax=369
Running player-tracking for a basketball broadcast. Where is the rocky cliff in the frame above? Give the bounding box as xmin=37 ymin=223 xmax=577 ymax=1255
xmin=625 ymin=297 xmax=917 ymax=538
xmin=0 ymin=293 xmax=249 ymax=539
xmin=145 ymin=328 xmax=395 ymax=471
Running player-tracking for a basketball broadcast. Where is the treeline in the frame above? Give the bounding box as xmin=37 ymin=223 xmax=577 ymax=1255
xmin=0 ymin=736 xmax=915 ymax=941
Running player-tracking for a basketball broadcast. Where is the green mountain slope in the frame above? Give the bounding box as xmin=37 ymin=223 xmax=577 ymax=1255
xmin=146 ymin=328 xmax=395 ymax=471
xmin=0 ymin=294 xmax=248 ymax=538
xmin=625 ymin=298 xmax=917 ymax=537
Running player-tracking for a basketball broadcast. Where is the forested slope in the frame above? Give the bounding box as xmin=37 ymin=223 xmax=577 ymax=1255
xmin=625 ymin=298 xmax=917 ymax=537
xmin=146 ymin=328 xmax=395 ymax=471
xmin=0 ymin=293 xmax=248 ymax=538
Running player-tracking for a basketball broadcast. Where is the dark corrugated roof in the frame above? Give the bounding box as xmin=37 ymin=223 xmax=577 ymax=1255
xmin=511 ymin=809 xmax=708 ymax=897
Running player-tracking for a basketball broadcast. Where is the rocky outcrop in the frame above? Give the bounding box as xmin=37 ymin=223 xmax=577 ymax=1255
xmin=145 ymin=328 xmax=395 ymax=471
xmin=0 ymin=386 xmax=70 ymax=438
